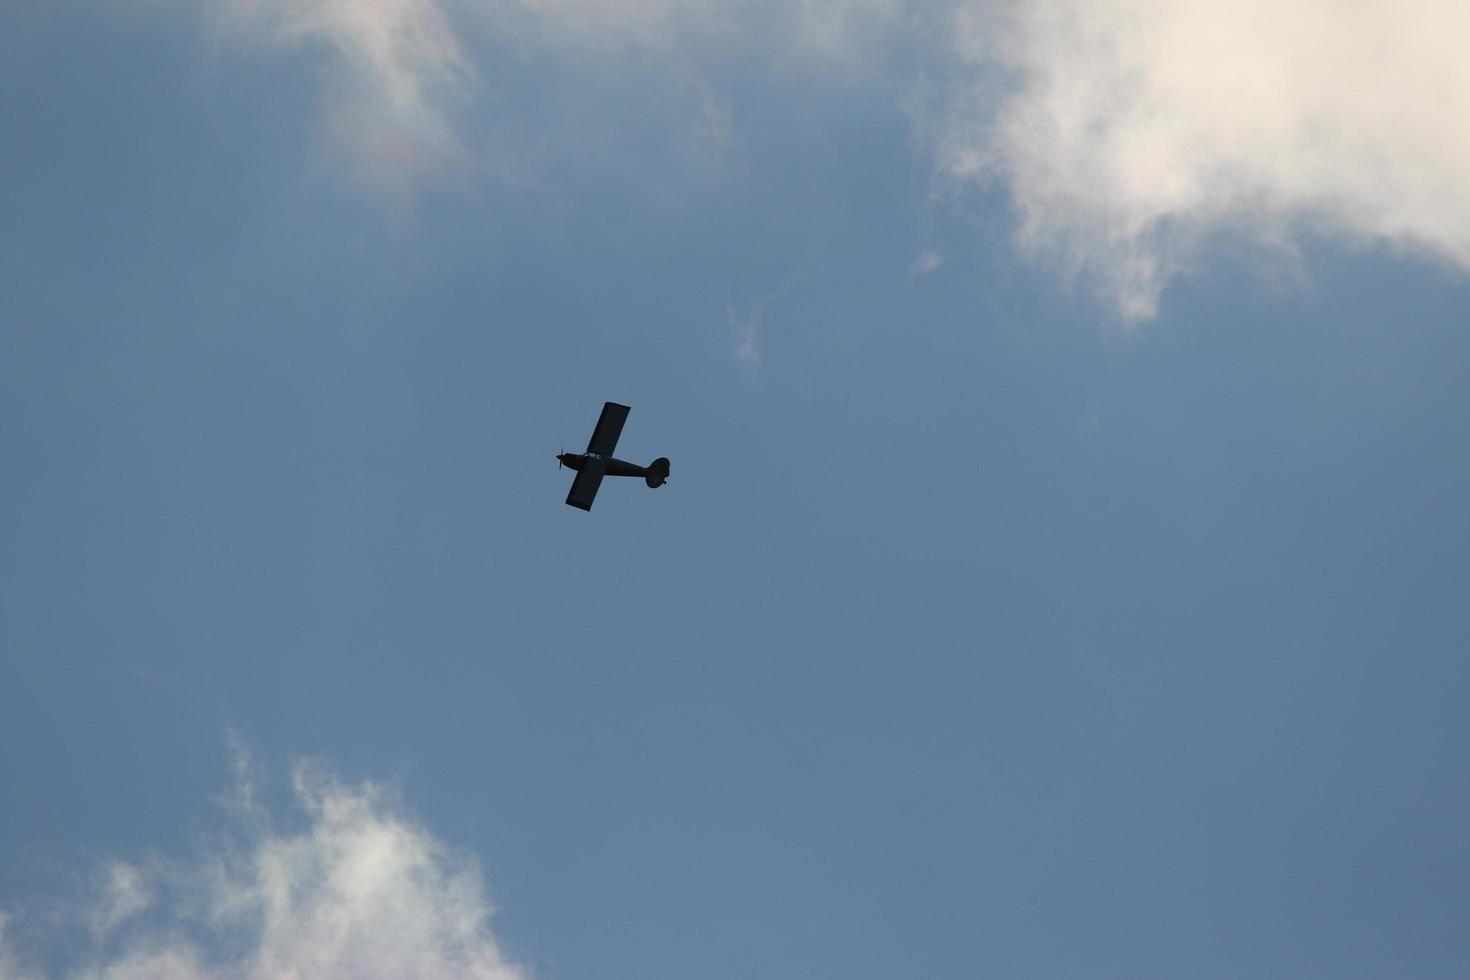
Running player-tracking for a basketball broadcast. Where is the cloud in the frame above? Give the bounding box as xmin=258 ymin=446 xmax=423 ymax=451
xmin=88 ymin=862 xmax=154 ymax=940
xmin=937 ymin=0 xmax=1470 ymax=318
xmin=0 ymin=915 xmax=40 ymax=980
xmin=0 ymin=760 xmax=524 ymax=980
xmin=909 ymin=250 xmax=945 ymax=278
xmin=186 ymin=0 xmax=907 ymax=193
xmin=153 ymin=1 xmax=1470 ymax=315
xmin=731 ymin=306 xmax=761 ymax=369
xmin=508 ymin=0 xmax=903 ymax=59
xmin=206 ymin=0 xmax=479 ymax=194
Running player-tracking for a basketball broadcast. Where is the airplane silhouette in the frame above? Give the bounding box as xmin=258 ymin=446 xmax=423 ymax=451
xmin=557 ymin=401 xmax=669 ymax=511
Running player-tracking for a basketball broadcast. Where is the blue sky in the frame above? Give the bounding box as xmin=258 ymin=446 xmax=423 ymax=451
xmin=2 ymin=3 xmax=1469 ymax=978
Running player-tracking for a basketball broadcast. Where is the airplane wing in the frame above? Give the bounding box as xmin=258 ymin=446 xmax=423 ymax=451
xmin=565 ymin=456 xmax=609 ymax=511
xmin=585 ymin=402 xmax=630 ymax=458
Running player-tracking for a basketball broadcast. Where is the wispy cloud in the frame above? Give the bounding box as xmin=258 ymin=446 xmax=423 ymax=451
xmin=909 ymin=250 xmax=945 ymax=278
xmin=0 ymin=758 xmax=524 ymax=979
xmin=936 ymin=0 xmax=1470 ymax=319
xmin=206 ymin=0 xmax=478 ymax=195
xmin=183 ymin=0 xmax=908 ymax=196
xmin=731 ymin=305 xmax=761 ymax=370
xmin=87 ymin=862 xmax=154 ymax=940
xmin=508 ymin=0 xmax=904 ymax=60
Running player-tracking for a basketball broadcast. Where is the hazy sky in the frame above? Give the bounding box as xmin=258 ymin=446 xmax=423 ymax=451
xmin=2 ymin=3 xmax=1468 ymax=978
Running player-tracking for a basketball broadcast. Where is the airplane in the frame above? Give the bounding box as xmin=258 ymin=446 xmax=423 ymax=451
xmin=557 ymin=401 xmax=669 ymax=511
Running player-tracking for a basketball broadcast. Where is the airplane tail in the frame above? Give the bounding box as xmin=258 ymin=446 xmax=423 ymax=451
xmin=645 ymin=457 xmax=670 ymax=488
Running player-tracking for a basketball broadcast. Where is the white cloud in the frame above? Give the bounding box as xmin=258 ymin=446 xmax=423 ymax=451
xmin=938 ymin=0 xmax=1470 ymax=318
xmin=155 ymin=0 xmax=1470 ymax=315
xmin=0 ymin=761 xmax=524 ymax=980
xmin=206 ymin=0 xmax=478 ymax=194
xmin=88 ymin=862 xmax=154 ymax=939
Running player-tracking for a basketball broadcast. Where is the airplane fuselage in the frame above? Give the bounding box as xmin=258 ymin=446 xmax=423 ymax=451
xmin=556 ymin=452 xmax=647 ymax=478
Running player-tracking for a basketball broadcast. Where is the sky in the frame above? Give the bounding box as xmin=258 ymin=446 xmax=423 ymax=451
xmin=2 ymin=2 xmax=1468 ymax=978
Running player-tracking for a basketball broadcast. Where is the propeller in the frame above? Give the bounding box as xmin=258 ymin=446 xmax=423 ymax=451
xmin=557 ymin=446 xmax=564 ymax=470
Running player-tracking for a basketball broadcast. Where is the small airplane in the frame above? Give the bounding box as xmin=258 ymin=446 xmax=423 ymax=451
xmin=557 ymin=401 xmax=669 ymax=511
